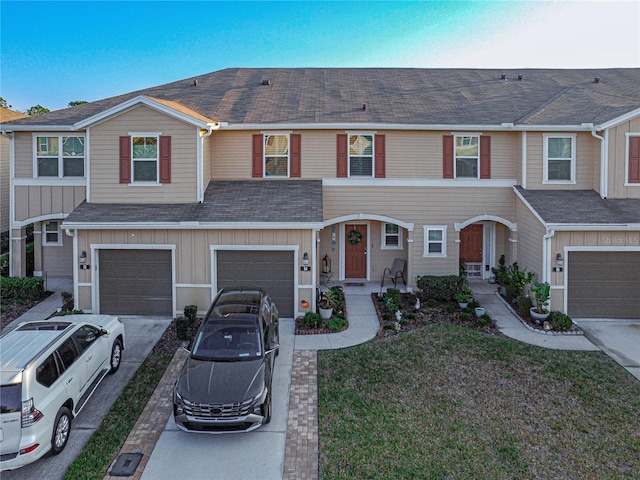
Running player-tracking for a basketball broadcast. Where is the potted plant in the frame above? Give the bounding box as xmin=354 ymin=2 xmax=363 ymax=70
xmin=530 ymin=280 xmax=550 ymax=323
xmin=318 ymin=291 xmax=334 ymax=320
xmin=455 ymin=286 xmax=472 ymax=308
xmin=474 ymin=306 xmax=486 ymax=317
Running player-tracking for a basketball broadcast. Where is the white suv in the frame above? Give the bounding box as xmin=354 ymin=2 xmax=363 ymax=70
xmin=0 ymin=315 xmax=125 ymax=471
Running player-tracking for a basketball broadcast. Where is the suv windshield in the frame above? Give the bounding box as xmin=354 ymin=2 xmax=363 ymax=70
xmin=191 ymin=316 xmax=262 ymax=362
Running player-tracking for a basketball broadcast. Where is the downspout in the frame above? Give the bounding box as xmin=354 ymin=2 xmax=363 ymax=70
xmin=2 ymin=130 xmax=15 ymax=276
xmin=591 ymin=129 xmax=607 ymax=199
xmin=198 ymin=126 xmax=217 ymax=203
xmin=521 ymin=131 xmax=527 ymax=188
xmin=542 ymin=228 xmax=555 ymax=284
xmin=65 ymin=228 xmax=80 ymax=310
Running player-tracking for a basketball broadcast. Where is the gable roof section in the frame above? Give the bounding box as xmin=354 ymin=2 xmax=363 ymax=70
xmin=62 ymin=180 xmax=323 ymax=229
xmin=0 ymin=107 xmax=28 ymax=123
xmin=515 ymin=186 xmax=640 ymax=227
xmin=3 ymin=68 xmax=640 ymax=130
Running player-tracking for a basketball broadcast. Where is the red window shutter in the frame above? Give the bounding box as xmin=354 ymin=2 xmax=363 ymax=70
xmin=629 ymin=136 xmax=640 ymax=183
xmin=443 ymin=135 xmax=454 ymax=178
xmin=159 ymin=136 xmax=171 ymax=183
xmin=119 ymin=136 xmax=131 ymax=183
xmin=252 ymin=134 xmax=263 ymax=178
xmin=290 ymin=134 xmax=301 ymax=178
xmin=374 ymin=134 xmax=386 ymax=178
xmin=480 ymin=135 xmax=491 ymax=179
xmin=337 ymin=134 xmax=348 ymax=177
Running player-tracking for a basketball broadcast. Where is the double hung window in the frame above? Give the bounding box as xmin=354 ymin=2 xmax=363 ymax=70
xmin=382 ymin=223 xmax=402 ymax=249
xmin=423 ymin=226 xmax=447 ymax=257
xmin=43 ymin=221 xmax=61 ymax=245
xmin=264 ymin=134 xmax=289 ymax=177
xmin=544 ymin=135 xmax=575 ymax=182
xmin=35 ymin=135 xmax=85 ymax=178
xmin=455 ymin=135 xmax=479 ymax=178
xmin=348 ymin=134 xmax=374 ymax=177
xmin=132 ymin=136 xmax=159 ymax=182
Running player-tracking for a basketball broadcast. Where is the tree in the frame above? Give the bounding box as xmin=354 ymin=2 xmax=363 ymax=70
xmin=0 ymin=97 xmax=11 ymax=109
xmin=68 ymin=100 xmax=88 ymax=107
xmin=26 ymin=105 xmax=50 ymax=116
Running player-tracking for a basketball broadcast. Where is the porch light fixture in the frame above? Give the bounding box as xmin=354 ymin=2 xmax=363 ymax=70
xmin=80 ymin=251 xmax=87 ymax=264
xmin=302 ymin=252 xmax=309 ymax=266
xmin=555 ymin=253 xmax=563 ymax=266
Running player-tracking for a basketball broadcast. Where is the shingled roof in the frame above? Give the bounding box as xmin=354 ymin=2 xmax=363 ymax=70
xmin=63 ymin=180 xmax=323 ymax=226
xmin=5 ymin=68 xmax=640 ymax=128
xmin=515 ymin=186 xmax=640 ymax=225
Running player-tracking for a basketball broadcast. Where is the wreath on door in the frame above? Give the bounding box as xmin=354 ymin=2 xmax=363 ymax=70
xmin=348 ymin=229 xmax=363 ymax=245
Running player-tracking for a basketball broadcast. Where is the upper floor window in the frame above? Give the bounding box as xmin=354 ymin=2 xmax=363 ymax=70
xmin=627 ymin=134 xmax=640 ymax=185
xmin=35 ymin=135 xmax=85 ymax=178
xmin=544 ymin=134 xmax=575 ymax=183
xmin=264 ymin=134 xmax=289 ymax=177
xmin=382 ymin=223 xmax=402 ymax=249
xmin=43 ymin=221 xmax=61 ymax=246
xmin=349 ymin=134 xmax=374 ymax=177
xmin=455 ymin=135 xmax=479 ymax=178
xmin=423 ymin=226 xmax=447 ymax=257
xmin=132 ymin=136 xmax=159 ymax=182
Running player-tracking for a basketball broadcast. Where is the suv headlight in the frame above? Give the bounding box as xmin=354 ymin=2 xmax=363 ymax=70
xmin=173 ymin=390 xmax=185 ymax=415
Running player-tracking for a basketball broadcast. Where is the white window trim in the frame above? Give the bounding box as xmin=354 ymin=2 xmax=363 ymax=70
xmin=381 ymin=223 xmax=403 ymax=250
xmin=543 ymin=133 xmax=576 ymax=184
xmin=347 ymin=132 xmax=375 ymax=178
xmin=32 ymin=133 xmax=86 ymax=179
xmin=423 ymin=225 xmax=447 ymax=257
xmin=625 ymin=133 xmax=640 ymax=186
xmin=263 ymin=132 xmax=290 ymax=178
xmin=130 ymin=133 xmax=161 ymax=184
xmin=43 ymin=221 xmax=62 ymax=246
xmin=454 ymin=134 xmax=480 ymax=179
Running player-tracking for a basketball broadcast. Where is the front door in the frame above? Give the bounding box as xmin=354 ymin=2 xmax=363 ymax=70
xmin=460 ymin=224 xmax=483 ymax=277
xmin=345 ymin=224 xmax=367 ymax=278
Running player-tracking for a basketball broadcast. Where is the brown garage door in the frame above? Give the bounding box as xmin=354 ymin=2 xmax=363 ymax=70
xmin=99 ymin=249 xmax=172 ymax=315
xmin=567 ymin=251 xmax=640 ymax=318
xmin=217 ymin=250 xmax=294 ymax=317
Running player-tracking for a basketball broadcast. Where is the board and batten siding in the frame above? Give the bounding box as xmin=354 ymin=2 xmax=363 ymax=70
xmin=608 ymin=116 xmax=640 ymax=199
xmin=14 ymin=185 xmax=85 ymax=223
xmin=89 ymin=105 xmax=198 ymax=203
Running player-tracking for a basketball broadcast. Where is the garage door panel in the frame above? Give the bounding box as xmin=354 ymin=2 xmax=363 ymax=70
xmin=100 ymin=250 xmax=172 ymax=316
xmin=217 ymin=251 xmax=294 ymax=317
xmin=568 ymin=251 xmax=640 ymax=319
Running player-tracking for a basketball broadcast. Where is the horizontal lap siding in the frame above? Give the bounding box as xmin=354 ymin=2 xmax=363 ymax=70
xmin=210 ymin=131 xmax=253 ymax=179
xmin=514 ymin=197 xmax=545 ymax=278
xmin=42 ymin=236 xmax=73 ymax=277
xmin=13 ymin=132 xmax=34 ymax=178
xmin=90 ymin=105 xmax=197 ymax=203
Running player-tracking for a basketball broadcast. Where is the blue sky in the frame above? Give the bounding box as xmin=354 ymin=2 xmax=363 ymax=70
xmin=1 ymin=1 xmax=639 ymax=113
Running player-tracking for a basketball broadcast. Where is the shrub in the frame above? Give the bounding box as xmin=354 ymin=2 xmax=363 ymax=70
xmin=328 ymin=286 xmax=345 ymax=313
xmin=26 ymin=243 xmax=34 ymax=276
xmin=416 ymin=275 xmax=465 ymax=302
xmin=459 ymin=312 xmax=471 ymax=321
xmin=445 ymin=303 xmax=457 ymax=314
xmin=328 ymin=316 xmax=347 ymax=331
xmin=61 ymin=291 xmax=74 ymax=312
xmin=175 ymin=316 xmax=189 ymax=340
xmin=517 ymin=295 xmax=533 ymax=319
xmin=303 ymin=312 xmax=323 ymax=329
xmin=426 ymin=298 xmax=438 ymax=308
xmin=383 ymin=288 xmax=401 ymax=314
xmin=477 ymin=314 xmax=493 ymax=328
xmin=0 ymin=253 xmax=8 ymax=277
xmin=405 ymin=313 xmax=416 ymax=320
xmin=0 ymin=276 xmax=45 ymax=303
xmin=63 ymin=309 xmax=85 ymax=315
xmin=549 ymin=311 xmax=573 ymax=331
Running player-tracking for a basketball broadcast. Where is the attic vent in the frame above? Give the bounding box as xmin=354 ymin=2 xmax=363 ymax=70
xmin=193 ymin=80 xmax=199 ymax=86
xmin=500 ymin=74 xmax=507 ymax=80
xmin=261 ymin=79 xmax=271 ymax=86
xmin=594 ymin=77 xmax=600 ymax=84
xmin=517 ymin=74 xmax=523 ymax=81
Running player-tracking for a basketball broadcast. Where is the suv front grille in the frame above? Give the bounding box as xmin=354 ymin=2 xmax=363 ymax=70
xmin=183 ymin=397 xmax=255 ymax=418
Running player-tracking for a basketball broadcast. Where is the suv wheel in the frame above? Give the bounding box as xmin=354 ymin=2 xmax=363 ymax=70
xmin=109 ymin=339 xmax=123 ymax=373
xmin=261 ymin=390 xmax=272 ymax=424
xmin=51 ymin=407 xmax=72 ymax=455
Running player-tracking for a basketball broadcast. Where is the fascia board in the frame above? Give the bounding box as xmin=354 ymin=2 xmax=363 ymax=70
xmin=220 ymin=122 xmax=599 ymax=132
xmin=73 ymin=96 xmax=214 ymax=129
xmin=1 ymin=125 xmax=78 ymax=132
xmin=546 ymin=223 xmax=640 ymax=231
xmin=597 ymin=108 xmax=640 ymax=130
xmin=323 ymin=178 xmax=517 ymax=187
xmin=61 ymin=221 xmax=325 ymax=230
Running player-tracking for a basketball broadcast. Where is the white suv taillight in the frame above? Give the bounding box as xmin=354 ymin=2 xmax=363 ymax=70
xmin=21 ymin=398 xmax=43 ymax=427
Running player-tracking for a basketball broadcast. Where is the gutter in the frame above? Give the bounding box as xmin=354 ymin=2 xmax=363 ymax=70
xmin=591 ymin=129 xmax=607 ymax=199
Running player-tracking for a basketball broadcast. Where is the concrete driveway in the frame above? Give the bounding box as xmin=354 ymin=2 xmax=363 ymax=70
xmin=140 ymin=318 xmax=295 ymax=480
xmin=573 ymin=318 xmax=640 ymax=381
xmin=3 ymin=316 xmax=172 ymax=480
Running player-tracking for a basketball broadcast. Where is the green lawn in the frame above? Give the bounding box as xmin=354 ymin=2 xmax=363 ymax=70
xmin=318 ymin=322 xmax=640 ymax=480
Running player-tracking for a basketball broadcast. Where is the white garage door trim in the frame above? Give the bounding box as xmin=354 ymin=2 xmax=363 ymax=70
xmin=92 ymin=244 xmax=176 ymax=315
xmin=211 ymin=245 xmax=299 ymax=318
xmin=563 ymin=246 xmax=640 ymax=318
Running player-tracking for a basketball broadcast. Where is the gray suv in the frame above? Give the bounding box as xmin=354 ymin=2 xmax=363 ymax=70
xmin=173 ymin=287 xmax=279 ymax=433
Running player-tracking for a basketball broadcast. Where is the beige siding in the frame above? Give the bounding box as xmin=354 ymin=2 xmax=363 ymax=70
xmin=13 ymin=132 xmax=34 ymax=179
xmin=607 ymin=116 xmax=640 ymax=199
xmin=0 ymin=135 xmax=9 ymax=232
xmin=525 ymin=132 xmax=598 ymax=190
xmin=209 ymin=130 xmax=521 ymax=181
xmin=514 ymin=196 xmax=545 ymax=279
xmin=89 ymin=105 xmax=198 ymax=203
xmin=14 ymin=185 xmax=85 ymax=223
xmin=41 ymin=236 xmax=73 ymax=277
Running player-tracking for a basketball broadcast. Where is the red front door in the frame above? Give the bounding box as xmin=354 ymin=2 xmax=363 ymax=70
xmin=460 ymin=224 xmax=483 ymax=263
xmin=345 ymin=224 xmax=367 ymax=278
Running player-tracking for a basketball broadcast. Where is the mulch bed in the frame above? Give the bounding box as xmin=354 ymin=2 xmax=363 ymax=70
xmin=295 ymin=316 xmax=349 ymax=335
